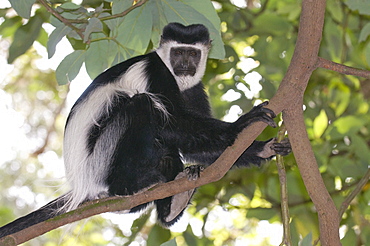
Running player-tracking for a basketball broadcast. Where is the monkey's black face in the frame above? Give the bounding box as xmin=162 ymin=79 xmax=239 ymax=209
xmin=170 ymin=47 xmax=201 ymax=76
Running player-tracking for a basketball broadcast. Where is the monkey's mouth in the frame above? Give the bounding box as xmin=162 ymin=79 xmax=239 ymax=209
xmin=174 ymin=69 xmax=196 ymax=76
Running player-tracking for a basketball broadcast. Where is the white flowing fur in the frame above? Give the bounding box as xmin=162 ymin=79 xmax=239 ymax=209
xmin=156 ymin=41 xmax=210 ymax=91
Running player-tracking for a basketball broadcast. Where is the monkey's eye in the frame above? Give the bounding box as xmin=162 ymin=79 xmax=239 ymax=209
xmin=189 ymin=51 xmax=198 ymax=57
xmin=175 ymin=50 xmax=183 ymax=55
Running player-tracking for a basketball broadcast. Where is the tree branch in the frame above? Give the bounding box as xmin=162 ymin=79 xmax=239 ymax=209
xmin=317 ymin=57 xmax=370 ymax=79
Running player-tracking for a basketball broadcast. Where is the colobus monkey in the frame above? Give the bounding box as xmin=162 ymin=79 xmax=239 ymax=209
xmin=0 ymin=23 xmax=290 ymax=238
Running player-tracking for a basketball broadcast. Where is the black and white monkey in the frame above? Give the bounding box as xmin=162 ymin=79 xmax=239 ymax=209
xmin=0 ymin=23 xmax=290 ymax=237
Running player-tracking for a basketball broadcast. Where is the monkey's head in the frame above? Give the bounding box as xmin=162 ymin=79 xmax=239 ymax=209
xmin=157 ymin=23 xmax=212 ymax=91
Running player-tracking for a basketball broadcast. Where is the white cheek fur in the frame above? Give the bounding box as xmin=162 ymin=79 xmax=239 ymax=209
xmin=156 ymin=41 xmax=209 ymax=91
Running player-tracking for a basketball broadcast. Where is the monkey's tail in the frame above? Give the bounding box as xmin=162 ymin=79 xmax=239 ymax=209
xmin=0 ymin=192 xmax=70 ymax=238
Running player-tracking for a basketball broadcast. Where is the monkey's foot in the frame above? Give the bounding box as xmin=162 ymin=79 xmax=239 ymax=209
xmin=165 ymin=166 xmax=204 ymax=222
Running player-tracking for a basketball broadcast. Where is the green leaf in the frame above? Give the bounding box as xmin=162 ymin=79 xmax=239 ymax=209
xmin=328 ymin=156 xmax=367 ymax=179
xmin=253 ymin=14 xmax=292 ymax=37
xmin=147 ymin=225 xmax=171 ymax=245
xmin=9 ymin=0 xmax=36 ymax=19
xmin=246 ymin=208 xmax=276 ymax=220
xmin=116 ymin=2 xmax=152 ymax=54
xmin=8 ymin=14 xmax=43 ymax=63
xmin=59 ymin=2 xmax=81 ymax=10
xmin=332 ymin=115 xmax=365 ymax=134
xmin=184 ymin=0 xmax=221 ymax=32
xmin=55 ymin=50 xmax=85 ymax=85
xmin=160 ymin=238 xmax=177 ymax=246
xmin=85 ymin=34 xmax=113 ymax=79
xmin=365 ymin=42 xmax=370 ymax=67
xmin=148 ymin=0 xmax=168 ymax=47
xmin=327 ymin=0 xmax=343 ymax=23
xmin=344 ymin=0 xmax=370 ymax=15
xmin=0 ymin=16 xmax=23 ymax=38
xmin=349 ymin=135 xmax=370 ymax=164
xmin=313 ymin=109 xmax=328 ymax=138
xmin=112 ymin=0 xmax=132 ymax=15
xmin=161 ymin=0 xmax=225 ymax=59
xmin=299 ymin=232 xmax=312 ymax=246
xmin=37 ymin=27 xmax=49 ymax=47
xmin=83 ymin=17 xmax=103 ymax=43
xmin=359 ymin=23 xmax=370 ymax=42
xmin=47 ymin=25 xmax=73 ymax=58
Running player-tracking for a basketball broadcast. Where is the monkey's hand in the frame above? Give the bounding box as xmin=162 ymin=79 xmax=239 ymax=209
xmin=235 ymin=101 xmax=277 ymax=129
xmin=256 ymin=138 xmax=291 ymax=159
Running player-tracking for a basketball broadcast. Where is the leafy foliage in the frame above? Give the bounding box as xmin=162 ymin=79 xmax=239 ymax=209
xmin=0 ymin=0 xmax=370 ymax=245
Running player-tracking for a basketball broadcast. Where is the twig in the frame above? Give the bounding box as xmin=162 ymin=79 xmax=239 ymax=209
xmin=316 ymin=57 xmax=370 ymax=79
xmin=37 ymin=0 xmax=85 ymax=40
xmin=276 ymin=124 xmax=292 ymax=246
xmin=338 ymin=168 xmax=370 ymax=218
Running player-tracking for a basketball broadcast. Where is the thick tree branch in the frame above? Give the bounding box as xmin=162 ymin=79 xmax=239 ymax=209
xmin=268 ymin=0 xmax=341 ymax=245
xmin=317 ymin=57 xmax=370 ymax=79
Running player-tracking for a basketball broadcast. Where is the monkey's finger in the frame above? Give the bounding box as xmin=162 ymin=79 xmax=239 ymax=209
xmin=260 ymin=107 xmax=276 ymax=119
xmin=261 ymin=115 xmax=277 ymax=128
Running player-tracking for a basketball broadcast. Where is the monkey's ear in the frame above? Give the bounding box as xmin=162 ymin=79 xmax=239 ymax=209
xmin=159 ymin=35 xmax=166 ymax=46
xmin=207 ymin=40 xmax=213 ymax=49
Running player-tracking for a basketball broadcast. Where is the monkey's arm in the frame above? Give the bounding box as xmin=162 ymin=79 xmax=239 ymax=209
xmin=168 ymin=102 xmax=290 ymax=167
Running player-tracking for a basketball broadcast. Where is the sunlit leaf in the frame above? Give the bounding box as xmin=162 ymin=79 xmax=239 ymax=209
xmin=333 ymin=115 xmax=365 ymax=134
xmin=313 ymin=109 xmax=328 ymax=138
